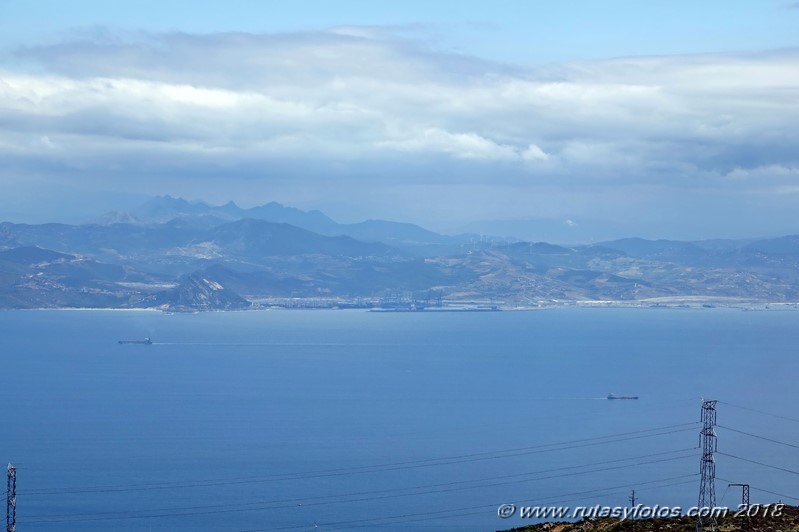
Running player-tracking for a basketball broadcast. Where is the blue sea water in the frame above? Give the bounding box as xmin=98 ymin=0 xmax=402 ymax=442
xmin=0 ymin=308 xmax=797 ymax=531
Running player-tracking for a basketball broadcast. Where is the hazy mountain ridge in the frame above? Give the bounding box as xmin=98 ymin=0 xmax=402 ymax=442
xmin=96 ymin=195 xmax=491 ymax=258
xmin=1 ymin=198 xmax=798 ymax=310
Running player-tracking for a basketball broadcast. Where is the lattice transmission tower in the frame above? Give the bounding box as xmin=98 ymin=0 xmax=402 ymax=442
xmin=6 ymin=464 xmax=15 ymax=532
xmin=697 ymin=400 xmax=718 ymax=532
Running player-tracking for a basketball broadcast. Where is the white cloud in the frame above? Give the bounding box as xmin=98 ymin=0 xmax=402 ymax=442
xmin=1 ymin=30 xmax=799 ymax=232
xmin=521 ymin=144 xmax=549 ymax=162
xmin=376 ymin=128 xmax=516 ymax=160
xmin=376 ymin=128 xmax=550 ymax=163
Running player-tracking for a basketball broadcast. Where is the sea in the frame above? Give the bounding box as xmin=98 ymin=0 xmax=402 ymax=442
xmin=0 ymin=308 xmax=797 ymax=531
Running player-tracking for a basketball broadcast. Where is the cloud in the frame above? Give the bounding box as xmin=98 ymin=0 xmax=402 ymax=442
xmin=522 ymin=144 xmax=549 ymax=162
xmin=1 ymin=29 xmax=799 ymax=233
xmin=376 ymin=128 xmax=550 ymax=162
xmin=725 ymin=164 xmax=799 ymax=182
xmin=39 ymin=135 xmax=55 ymax=149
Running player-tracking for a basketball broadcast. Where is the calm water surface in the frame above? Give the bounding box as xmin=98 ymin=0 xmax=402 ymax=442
xmin=1 ymin=308 xmax=797 ymax=531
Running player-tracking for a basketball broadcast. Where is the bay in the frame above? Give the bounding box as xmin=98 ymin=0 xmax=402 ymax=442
xmin=1 ymin=308 xmax=797 ymax=531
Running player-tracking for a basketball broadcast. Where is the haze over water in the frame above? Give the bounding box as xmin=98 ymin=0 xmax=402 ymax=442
xmin=1 ymin=308 xmax=797 ymax=530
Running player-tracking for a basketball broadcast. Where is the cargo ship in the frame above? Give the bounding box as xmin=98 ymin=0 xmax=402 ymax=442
xmin=607 ymin=393 xmax=638 ymax=400
xmin=118 ymin=337 xmax=153 ymax=345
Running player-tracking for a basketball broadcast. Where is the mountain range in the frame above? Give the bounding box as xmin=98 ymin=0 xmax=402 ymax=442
xmin=100 ymin=195 xmax=462 ymax=253
xmin=0 ymin=196 xmax=797 ymax=311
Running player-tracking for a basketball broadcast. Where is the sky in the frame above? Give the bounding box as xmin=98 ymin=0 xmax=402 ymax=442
xmin=1 ymin=0 xmax=798 ymax=241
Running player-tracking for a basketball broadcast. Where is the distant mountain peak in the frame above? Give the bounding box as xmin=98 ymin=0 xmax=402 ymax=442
xmin=127 ymin=196 xmax=457 ymax=252
xmin=153 ymin=194 xmax=191 ymax=205
xmin=92 ymin=210 xmax=144 ymax=226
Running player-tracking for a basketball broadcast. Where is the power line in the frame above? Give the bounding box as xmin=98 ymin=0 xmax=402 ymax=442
xmin=23 ymin=422 xmax=699 ymax=494
xmin=23 ymin=448 xmax=695 ymax=522
xmin=319 ymin=478 xmax=703 ymax=532
xmin=747 ymin=486 xmax=799 ymax=503
xmin=23 ymin=455 xmax=697 ymax=524
xmin=21 ymin=422 xmax=699 ymax=496
xmin=717 ymin=477 xmax=799 ymax=503
xmin=717 ymin=483 xmax=731 ymax=506
xmin=717 ymin=401 xmax=799 ymax=424
xmin=253 ymin=477 xmax=701 ymax=531
xmin=17 ymin=401 xmax=796 ymax=530
xmin=21 ymin=453 xmax=697 ymax=525
xmin=243 ymin=474 xmax=701 ymax=532
xmin=327 ymin=478 xmax=704 ymax=532
xmin=717 ymin=425 xmax=799 ymax=450
xmin=717 ymin=451 xmax=799 ymax=476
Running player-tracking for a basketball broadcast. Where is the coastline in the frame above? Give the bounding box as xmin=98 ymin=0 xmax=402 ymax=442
xmin=2 ymin=299 xmax=798 ymax=313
